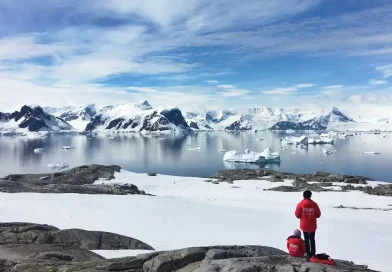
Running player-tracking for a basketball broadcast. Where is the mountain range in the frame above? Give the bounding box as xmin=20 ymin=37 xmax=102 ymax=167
xmin=0 ymin=101 xmax=389 ymax=133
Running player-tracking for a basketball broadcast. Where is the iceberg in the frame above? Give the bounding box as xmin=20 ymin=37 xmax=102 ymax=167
xmin=223 ymin=147 xmax=281 ymax=163
xmin=48 ymin=162 xmax=69 ymax=169
xmin=308 ymin=138 xmax=334 ymax=145
xmin=33 ymin=148 xmax=46 ymax=153
xmin=339 ymin=134 xmax=347 ymax=139
xmin=282 ymin=136 xmax=308 ymax=145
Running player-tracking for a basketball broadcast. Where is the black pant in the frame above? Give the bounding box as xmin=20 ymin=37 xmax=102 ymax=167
xmin=303 ymin=232 xmax=316 ymax=257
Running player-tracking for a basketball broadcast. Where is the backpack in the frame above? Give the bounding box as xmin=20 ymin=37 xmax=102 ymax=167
xmin=309 ymin=253 xmax=336 ymax=265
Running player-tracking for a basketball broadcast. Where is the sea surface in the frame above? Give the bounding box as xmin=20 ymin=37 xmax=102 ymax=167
xmin=0 ymin=131 xmax=391 ymax=182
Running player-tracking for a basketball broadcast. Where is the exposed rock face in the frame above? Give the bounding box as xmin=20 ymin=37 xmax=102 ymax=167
xmin=213 ymin=169 xmax=391 ymax=196
xmin=0 ymin=105 xmax=72 ymax=132
xmin=270 ymin=107 xmax=354 ymax=131
xmin=0 ymin=239 xmax=375 ymax=272
xmin=0 ymin=223 xmax=154 ymax=251
xmin=0 ymin=165 xmax=146 ymax=195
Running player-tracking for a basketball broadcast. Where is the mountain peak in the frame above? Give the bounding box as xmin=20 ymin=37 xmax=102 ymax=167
xmin=135 ymin=100 xmax=152 ymax=110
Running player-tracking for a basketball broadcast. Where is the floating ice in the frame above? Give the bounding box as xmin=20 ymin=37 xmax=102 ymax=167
xmin=363 ymin=151 xmax=381 ymax=155
xmin=322 ymin=149 xmax=333 ymax=155
xmin=223 ymin=147 xmax=281 ymax=163
xmin=339 ymin=134 xmax=347 ymax=139
xmin=308 ymin=138 xmax=334 ymax=145
xmin=256 ymin=138 xmax=264 ymax=141
xmin=187 ymin=147 xmax=201 ymax=151
xmin=33 ymin=148 xmax=46 ymax=153
xmin=282 ymin=136 xmax=308 ymax=145
xmin=62 ymin=146 xmax=72 ymax=150
xmin=48 ymin=162 xmax=69 ymax=169
xmin=217 ymin=149 xmax=227 ymax=153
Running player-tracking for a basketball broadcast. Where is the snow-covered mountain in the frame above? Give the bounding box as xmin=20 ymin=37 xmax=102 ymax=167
xmin=0 ymin=105 xmax=72 ymax=132
xmin=84 ymin=101 xmax=190 ymax=133
xmin=3 ymin=103 xmax=391 ymax=133
xmin=270 ymin=107 xmax=354 ymax=130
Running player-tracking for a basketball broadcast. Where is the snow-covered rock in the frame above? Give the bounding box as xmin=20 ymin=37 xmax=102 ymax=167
xmin=0 ymin=105 xmax=73 ymax=133
xmin=223 ymin=147 xmax=281 ymax=163
xmin=85 ymin=103 xmax=190 ymax=133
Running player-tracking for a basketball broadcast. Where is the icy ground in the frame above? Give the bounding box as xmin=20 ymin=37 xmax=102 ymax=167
xmin=0 ymin=170 xmax=391 ymax=271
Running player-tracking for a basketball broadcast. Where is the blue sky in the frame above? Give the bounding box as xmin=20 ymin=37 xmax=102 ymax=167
xmin=0 ymin=0 xmax=392 ymax=112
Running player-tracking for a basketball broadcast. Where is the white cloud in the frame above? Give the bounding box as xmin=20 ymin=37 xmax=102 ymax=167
xmin=217 ymin=84 xmax=236 ymax=89
xmin=296 ymin=83 xmax=315 ymax=88
xmin=262 ymin=83 xmax=314 ymax=95
xmin=369 ymin=79 xmax=388 ymax=85
xmin=323 ymin=85 xmax=344 ymax=89
xmin=263 ymin=87 xmax=297 ymax=95
xmin=221 ymin=88 xmax=252 ymax=97
xmin=376 ymin=65 xmax=392 ymax=78
xmin=205 ymin=80 xmax=219 ymax=84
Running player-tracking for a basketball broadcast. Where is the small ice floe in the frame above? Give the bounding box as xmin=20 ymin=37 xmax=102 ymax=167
xmin=322 ymin=149 xmax=333 ymax=155
xmin=383 ymin=135 xmax=387 ymax=138
xmin=217 ymin=149 xmax=227 ymax=153
xmin=48 ymin=162 xmax=69 ymax=170
xmin=108 ymin=136 xmax=115 ymax=140
xmin=363 ymin=151 xmax=381 ymax=155
xmin=223 ymin=147 xmax=280 ymax=163
xmin=308 ymin=138 xmax=334 ymax=145
xmin=33 ymin=148 xmax=46 ymax=153
xmin=62 ymin=146 xmax=72 ymax=150
xmin=188 ymin=147 xmax=201 ymax=151
xmin=256 ymin=138 xmax=264 ymax=141
xmin=290 ymin=152 xmax=297 ymax=155
xmin=282 ymin=136 xmax=308 ymax=145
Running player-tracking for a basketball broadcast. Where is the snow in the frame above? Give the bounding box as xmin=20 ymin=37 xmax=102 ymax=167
xmin=223 ymin=147 xmax=281 ymax=163
xmin=47 ymin=162 xmax=69 ymax=169
xmin=0 ymin=171 xmax=390 ymax=271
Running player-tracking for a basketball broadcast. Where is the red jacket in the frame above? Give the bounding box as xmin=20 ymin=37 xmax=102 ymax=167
xmin=295 ymin=199 xmax=321 ymax=232
xmin=287 ymin=236 xmax=306 ymax=257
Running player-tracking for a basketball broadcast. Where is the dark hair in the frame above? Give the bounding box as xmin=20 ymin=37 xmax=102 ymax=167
xmin=303 ymin=190 xmax=312 ymax=199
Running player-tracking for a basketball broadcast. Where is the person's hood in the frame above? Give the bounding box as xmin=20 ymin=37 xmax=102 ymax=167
xmin=287 ymin=235 xmax=302 ymax=240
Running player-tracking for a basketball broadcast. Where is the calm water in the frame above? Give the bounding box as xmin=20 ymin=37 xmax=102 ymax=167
xmin=0 ymin=132 xmax=391 ymax=182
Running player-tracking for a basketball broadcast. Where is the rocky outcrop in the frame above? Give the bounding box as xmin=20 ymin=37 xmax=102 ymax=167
xmin=213 ymin=169 xmax=392 ymax=196
xmin=0 ymin=223 xmax=153 ymax=251
xmin=0 ymin=238 xmax=375 ymax=272
xmin=0 ymin=165 xmax=147 ymax=195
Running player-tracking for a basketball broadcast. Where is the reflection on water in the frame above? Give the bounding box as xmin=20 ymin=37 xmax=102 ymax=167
xmin=0 ymin=132 xmax=391 ymax=182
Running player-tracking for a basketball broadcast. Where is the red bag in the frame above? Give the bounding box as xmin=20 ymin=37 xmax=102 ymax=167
xmin=309 ymin=254 xmax=336 ymax=265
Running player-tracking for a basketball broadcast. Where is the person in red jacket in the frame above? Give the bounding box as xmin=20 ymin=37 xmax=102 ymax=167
xmin=287 ymin=229 xmax=306 ymax=257
xmin=295 ymin=190 xmax=321 ymax=257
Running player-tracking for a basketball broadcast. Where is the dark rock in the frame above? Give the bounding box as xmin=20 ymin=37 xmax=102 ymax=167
xmin=0 ymin=238 xmax=375 ymax=272
xmin=344 ymin=178 xmax=359 ymax=184
xmin=326 ymin=174 xmax=345 ymax=182
xmin=148 ymin=173 xmax=158 ymax=177
xmin=0 ymin=223 xmax=154 ymax=250
xmin=204 ymin=180 xmax=212 ymax=183
xmin=0 ymin=165 xmax=147 ymax=196
xmin=212 ymin=180 xmax=219 ymax=185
